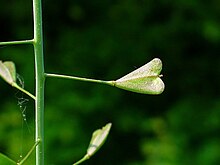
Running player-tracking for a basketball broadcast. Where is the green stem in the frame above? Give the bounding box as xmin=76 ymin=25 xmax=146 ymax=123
xmin=33 ymin=0 xmax=45 ymax=164
xmin=12 ymin=83 xmax=36 ymax=100
xmin=17 ymin=139 xmax=41 ymax=165
xmin=45 ymin=73 xmax=115 ymax=86
xmin=73 ymin=155 xmax=89 ymax=165
xmin=0 ymin=40 xmax=34 ymax=46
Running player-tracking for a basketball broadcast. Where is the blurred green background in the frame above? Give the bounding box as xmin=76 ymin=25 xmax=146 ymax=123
xmin=1 ymin=0 xmax=220 ymax=164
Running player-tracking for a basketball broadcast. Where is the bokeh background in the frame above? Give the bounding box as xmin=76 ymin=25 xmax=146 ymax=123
xmin=1 ymin=0 xmax=220 ymax=164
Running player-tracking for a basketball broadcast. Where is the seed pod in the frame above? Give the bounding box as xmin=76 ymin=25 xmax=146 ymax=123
xmin=0 ymin=61 xmax=16 ymax=85
xmin=87 ymin=123 xmax=112 ymax=157
xmin=114 ymin=58 xmax=164 ymax=94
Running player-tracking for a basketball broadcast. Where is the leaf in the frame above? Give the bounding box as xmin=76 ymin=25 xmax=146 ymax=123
xmin=87 ymin=123 xmax=112 ymax=157
xmin=0 ymin=61 xmax=16 ymax=85
xmin=114 ymin=58 xmax=165 ymax=94
xmin=0 ymin=153 xmax=17 ymax=165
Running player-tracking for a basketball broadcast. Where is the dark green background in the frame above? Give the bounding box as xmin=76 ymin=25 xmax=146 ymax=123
xmin=1 ymin=0 xmax=220 ymax=164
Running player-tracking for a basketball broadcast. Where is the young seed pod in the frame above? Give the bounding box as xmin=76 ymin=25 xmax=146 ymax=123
xmin=87 ymin=123 xmax=112 ymax=157
xmin=114 ymin=58 xmax=164 ymax=95
xmin=0 ymin=61 xmax=16 ymax=85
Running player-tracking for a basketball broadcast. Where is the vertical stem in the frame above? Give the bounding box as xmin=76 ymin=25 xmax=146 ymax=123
xmin=33 ymin=0 xmax=45 ymax=164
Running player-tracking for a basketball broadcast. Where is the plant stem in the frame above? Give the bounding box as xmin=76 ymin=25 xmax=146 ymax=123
xmin=33 ymin=0 xmax=45 ymax=164
xmin=73 ymin=155 xmax=89 ymax=165
xmin=0 ymin=40 xmax=34 ymax=46
xmin=17 ymin=139 xmax=41 ymax=165
xmin=45 ymin=73 xmax=115 ymax=86
xmin=12 ymin=83 xmax=36 ymax=100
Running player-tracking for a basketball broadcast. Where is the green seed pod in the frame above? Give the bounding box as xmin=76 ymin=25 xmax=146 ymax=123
xmin=0 ymin=61 xmax=16 ymax=85
xmin=87 ymin=123 xmax=112 ymax=157
xmin=114 ymin=58 xmax=164 ymax=94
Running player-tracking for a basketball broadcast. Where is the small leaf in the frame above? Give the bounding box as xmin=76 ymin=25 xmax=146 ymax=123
xmin=0 ymin=153 xmax=17 ymax=165
xmin=0 ymin=61 xmax=16 ymax=85
xmin=114 ymin=58 xmax=164 ymax=94
xmin=87 ymin=123 xmax=112 ymax=157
